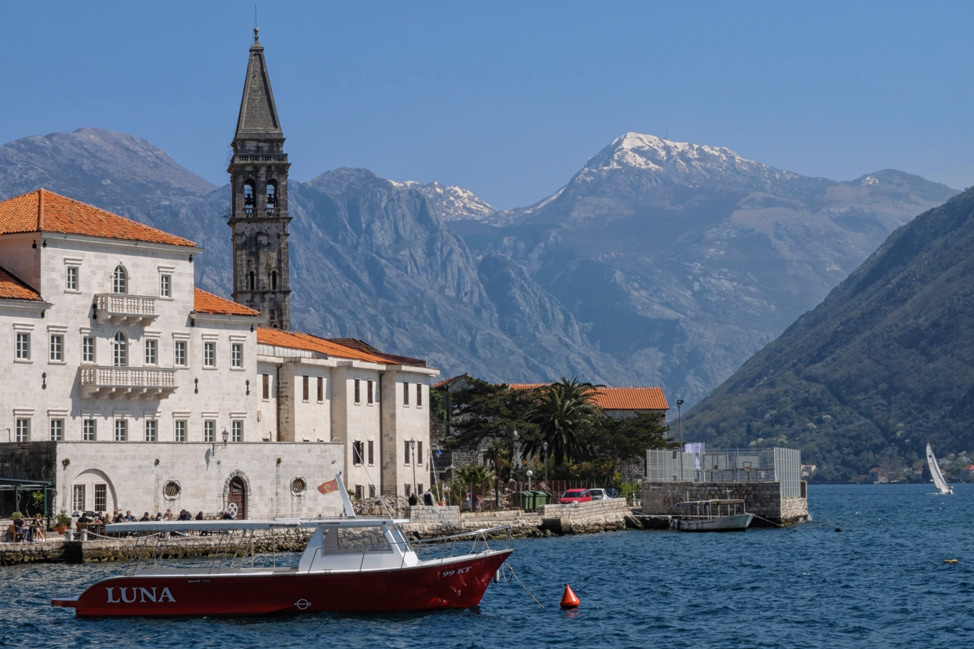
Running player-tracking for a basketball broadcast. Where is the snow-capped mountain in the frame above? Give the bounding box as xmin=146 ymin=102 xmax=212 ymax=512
xmin=391 ymin=180 xmax=495 ymax=222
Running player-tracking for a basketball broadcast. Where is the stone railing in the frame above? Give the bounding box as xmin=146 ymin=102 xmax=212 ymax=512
xmin=80 ymin=366 xmax=178 ymax=399
xmin=94 ymin=293 xmax=157 ymax=325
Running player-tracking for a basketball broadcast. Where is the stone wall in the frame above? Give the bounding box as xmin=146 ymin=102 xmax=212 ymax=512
xmin=537 ymin=498 xmax=631 ymax=534
xmin=640 ymin=481 xmax=809 ymax=525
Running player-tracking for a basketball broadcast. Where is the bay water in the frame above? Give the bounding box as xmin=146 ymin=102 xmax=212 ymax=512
xmin=2 ymin=484 xmax=971 ymax=648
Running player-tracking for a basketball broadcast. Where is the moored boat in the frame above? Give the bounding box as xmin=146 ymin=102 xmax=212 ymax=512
xmin=670 ymin=499 xmax=754 ymax=532
xmin=52 ymin=478 xmax=512 ymax=617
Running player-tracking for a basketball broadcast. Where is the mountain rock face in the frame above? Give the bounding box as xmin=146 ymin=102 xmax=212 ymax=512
xmin=684 ymin=187 xmax=974 ymax=481
xmin=454 ymin=133 xmax=957 ymax=402
xmin=0 ymin=128 xmax=958 ymax=407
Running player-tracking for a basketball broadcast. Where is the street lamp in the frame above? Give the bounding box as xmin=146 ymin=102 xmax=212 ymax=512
xmin=409 ymin=439 xmax=417 ymax=498
xmin=676 ymin=399 xmax=684 ymax=481
xmin=543 ymin=441 xmax=548 ymax=489
xmin=526 ymin=469 xmax=533 ymax=491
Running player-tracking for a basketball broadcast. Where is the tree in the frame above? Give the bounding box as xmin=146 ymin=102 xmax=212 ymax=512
xmin=584 ymin=412 xmax=673 ymax=484
xmin=442 ymin=377 xmax=538 ymax=451
xmin=526 ymin=377 xmax=602 ymax=466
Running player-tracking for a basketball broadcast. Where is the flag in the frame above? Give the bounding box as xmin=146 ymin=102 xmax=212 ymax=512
xmin=317 ymin=479 xmax=339 ymax=495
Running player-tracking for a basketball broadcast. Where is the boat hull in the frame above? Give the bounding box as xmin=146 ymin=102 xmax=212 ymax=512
xmin=672 ymin=513 xmax=754 ymax=532
xmin=52 ymin=550 xmax=512 ymax=617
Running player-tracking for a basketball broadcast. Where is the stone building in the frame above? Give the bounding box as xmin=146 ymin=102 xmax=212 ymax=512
xmin=0 ymin=31 xmax=438 ymax=519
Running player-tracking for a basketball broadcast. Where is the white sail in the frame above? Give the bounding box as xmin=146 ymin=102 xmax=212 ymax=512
xmin=926 ymin=443 xmax=952 ymax=495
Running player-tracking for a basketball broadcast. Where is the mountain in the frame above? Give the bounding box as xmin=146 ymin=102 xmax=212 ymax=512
xmin=683 ymin=186 xmax=974 ymax=481
xmin=0 ymin=128 xmax=958 ymax=407
xmin=453 ymin=132 xmax=957 ymax=403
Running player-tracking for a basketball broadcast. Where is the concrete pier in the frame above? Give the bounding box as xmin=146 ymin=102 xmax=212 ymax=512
xmin=639 ymin=481 xmax=809 ymax=526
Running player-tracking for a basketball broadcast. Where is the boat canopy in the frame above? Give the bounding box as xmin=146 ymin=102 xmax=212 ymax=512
xmin=105 ymin=517 xmax=409 ymax=535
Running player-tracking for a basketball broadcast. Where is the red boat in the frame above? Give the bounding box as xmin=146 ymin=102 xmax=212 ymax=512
xmin=52 ymin=481 xmax=512 ymax=617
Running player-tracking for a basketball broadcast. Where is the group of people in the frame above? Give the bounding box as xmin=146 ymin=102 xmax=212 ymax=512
xmin=11 ymin=513 xmax=46 ymax=542
xmin=407 ymin=489 xmax=437 ymax=507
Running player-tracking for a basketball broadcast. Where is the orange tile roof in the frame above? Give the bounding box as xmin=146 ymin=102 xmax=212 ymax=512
xmin=0 ymin=266 xmax=41 ymax=301
xmin=0 ymin=189 xmax=196 ymax=247
xmin=257 ymin=328 xmax=398 ymax=365
xmin=507 ymin=383 xmax=668 ymax=411
xmin=193 ymin=289 xmax=260 ymax=316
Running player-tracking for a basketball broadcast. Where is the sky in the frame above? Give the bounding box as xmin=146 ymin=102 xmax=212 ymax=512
xmin=2 ymin=1 xmax=973 ymax=209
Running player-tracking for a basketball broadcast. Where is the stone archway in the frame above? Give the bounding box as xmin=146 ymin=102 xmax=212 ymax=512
xmin=227 ymin=476 xmax=247 ymax=520
xmin=71 ymin=469 xmax=118 ymax=515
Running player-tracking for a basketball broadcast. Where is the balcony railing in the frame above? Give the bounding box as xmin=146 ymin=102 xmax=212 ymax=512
xmin=80 ymin=366 xmax=178 ymax=399
xmin=94 ymin=294 xmax=158 ymax=325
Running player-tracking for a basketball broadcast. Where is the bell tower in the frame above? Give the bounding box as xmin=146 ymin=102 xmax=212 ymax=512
xmin=228 ymin=27 xmax=291 ymax=330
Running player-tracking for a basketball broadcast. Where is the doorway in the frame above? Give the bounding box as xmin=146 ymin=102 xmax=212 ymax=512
xmin=227 ymin=476 xmax=247 ymax=520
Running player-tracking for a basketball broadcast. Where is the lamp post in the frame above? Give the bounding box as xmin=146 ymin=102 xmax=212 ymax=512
xmin=676 ymin=399 xmax=684 ymax=481
xmin=543 ymin=441 xmax=548 ymax=490
xmin=409 ymin=439 xmax=417 ymax=498
xmin=526 ymin=469 xmax=533 ymax=492
xmin=512 ymin=429 xmax=519 ymax=492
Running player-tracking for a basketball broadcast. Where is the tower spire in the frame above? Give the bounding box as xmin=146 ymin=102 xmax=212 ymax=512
xmin=228 ymin=30 xmax=292 ymax=330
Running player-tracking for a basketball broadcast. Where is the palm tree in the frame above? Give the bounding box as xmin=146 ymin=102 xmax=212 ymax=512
xmin=483 ymin=440 xmax=511 ymax=508
xmin=453 ymin=463 xmax=495 ymax=509
xmin=526 ymin=377 xmax=602 ymax=466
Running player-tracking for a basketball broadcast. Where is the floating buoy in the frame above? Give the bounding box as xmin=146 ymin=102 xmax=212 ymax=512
xmin=945 ymin=559 xmax=959 ymax=564
xmin=560 ymin=583 xmax=580 ymax=609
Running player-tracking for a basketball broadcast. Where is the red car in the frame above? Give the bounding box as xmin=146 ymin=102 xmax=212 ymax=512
xmin=559 ymin=489 xmax=592 ymax=504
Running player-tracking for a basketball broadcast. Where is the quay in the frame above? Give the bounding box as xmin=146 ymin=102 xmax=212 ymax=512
xmin=0 ymin=499 xmax=633 ymax=565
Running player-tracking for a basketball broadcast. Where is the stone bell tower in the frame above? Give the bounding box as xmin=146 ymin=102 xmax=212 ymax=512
xmin=228 ymin=27 xmax=291 ymax=330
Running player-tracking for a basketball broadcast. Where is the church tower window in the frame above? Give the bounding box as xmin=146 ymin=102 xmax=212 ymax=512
xmin=266 ymin=180 xmax=277 ymax=215
xmin=243 ymin=181 xmax=256 ymax=216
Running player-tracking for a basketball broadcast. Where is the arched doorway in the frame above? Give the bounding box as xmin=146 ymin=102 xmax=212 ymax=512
xmin=227 ymin=476 xmax=247 ymax=520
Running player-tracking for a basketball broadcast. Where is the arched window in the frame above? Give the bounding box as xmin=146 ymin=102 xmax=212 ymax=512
xmin=113 ymin=332 xmax=128 ymax=367
xmin=271 ymin=270 xmax=278 ymax=291
xmin=113 ymin=265 xmax=127 ymax=294
xmin=266 ymin=180 xmax=277 ymax=215
xmin=248 ymin=271 xmax=256 ymax=291
xmin=243 ymin=181 xmax=256 ymax=216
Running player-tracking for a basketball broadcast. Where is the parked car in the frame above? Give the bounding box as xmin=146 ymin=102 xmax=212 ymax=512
xmin=559 ymin=489 xmax=592 ymax=504
xmin=588 ymin=488 xmax=609 ymax=500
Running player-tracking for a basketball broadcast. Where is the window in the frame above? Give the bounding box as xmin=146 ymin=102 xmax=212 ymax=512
xmin=317 ymin=376 xmax=323 ymax=402
xmin=303 ymin=376 xmax=310 ymax=401
xmin=94 ymin=484 xmax=107 ymax=512
xmin=355 ymin=485 xmax=364 ymax=499
xmin=83 ymin=419 xmax=96 ymax=442
xmin=368 ymin=440 xmax=374 ymax=466
xmin=417 ymin=441 xmax=423 ymax=465
xmin=159 ymin=273 xmax=172 ymax=298
xmin=354 ymin=379 xmax=361 ymax=404
xmin=231 ymin=420 xmax=243 ymax=442
xmin=405 ymin=484 xmax=412 ymax=497
xmin=203 ymin=420 xmax=215 ymax=443
xmin=114 ymin=419 xmax=127 ymax=442
xmin=262 ymin=374 xmax=270 ymax=399
xmin=291 ymin=478 xmax=306 ymax=495
xmin=353 ymin=441 xmax=364 ymax=465
xmin=204 ymin=341 xmax=216 ymax=367
xmin=113 ymin=332 xmax=128 ymax=367
xmin=248 ymin=271 xmax=256 ymax=291
xmin=403 ymin=383 xmax=409 ymax=406
xmin=271 ymin=271 xmax=278 ymax=291
xmin=49 ymin=334 xmax=64 ymax=362
xmin=72 ymin=485 xmax=85 ymax=512
xmin=163 ymin=481 xmax=181 ymax=499
xmin=175 ymin=420 xmax=187 ymax=443
xmin=16 ymin=332 xmax=30 ymax=361
xmin=417 ymin=384 xmax=423 ymax=407
xmin=50 ymin=419 xmax=63 ymax=441
xmin=266 ymin=180 xmax=277 ymax=214
xmin=144 ymin=419 xmax=157 ymax=442
xmin=244 ymin=180 xmax=255 ymax=215
xmin=174 ymin=340 xmax=187 ymax=367
xmin=16 ymin=418 xmax=29 ymax=442
xmin=144 ymin=339 xmax=158 ymax=365
xmin=66 ymin=265 xmax=79 ymax=291
xmin=369 ymin=485 xmax=376 ymax=498
xmin=404 ymin=441 xmax=410 ymax=465
xmin=367 ymin=380 xmax=374 ymax=404
xmin=82 ymin=336 xmax=95 ymax=363
xmin=113 ymin=265 xmax=127 ymax=294
xmin=231 ymin=342 xmax=243 ymax=368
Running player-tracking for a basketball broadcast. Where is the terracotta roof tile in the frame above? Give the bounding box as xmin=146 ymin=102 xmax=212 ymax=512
xmin=327 ymin=338 xmax=427 ymax=367
xmin=258 ymin=328 xmax=398 ymax=364
xmin=193 ymin=289 xmax=260 ymax=316
xmin=0 ymin=189 xmax=196 ymax=247
xmin=508 ymin=383 xmax=668 ymax=410
xmin=0 ymin=266 xmax=41 ymax=301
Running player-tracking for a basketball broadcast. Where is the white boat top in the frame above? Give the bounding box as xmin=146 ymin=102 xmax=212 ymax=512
xmin=105 ymin=517 xmax=409 ymax=535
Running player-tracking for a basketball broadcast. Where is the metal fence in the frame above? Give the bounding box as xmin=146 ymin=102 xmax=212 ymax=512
xmin=646 ymin=447 xmax=802 ymax=498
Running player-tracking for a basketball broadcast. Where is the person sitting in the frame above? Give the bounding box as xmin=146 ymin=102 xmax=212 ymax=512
xmin=221 ymin=510 xmax=235 ymax=520
xmin=423 ymin=489 xmax=435 ymax=506
xmin=163 ymin=508 xmax=173 ymax=521
xmin=408 ymin=492 xmax=418 ymax=507
xmin=12 ymin=515 xmax=28 ymax=542
xmin=124 ymin=510 xmax=135 ymax=522
xmin=113 ymin=510 xmax=124 ymax=524
xmin=195 ymin=511 xmax=205 ymax=520
xmin=77 ymin=511 xmax=92 ymax=524
xmin=139 ymin=512 xmax=150 ymax=522
xmin=30 ymin=514 xmax=46 ymax=542
xmin=154 ymin=512 xmax=163 ymax=521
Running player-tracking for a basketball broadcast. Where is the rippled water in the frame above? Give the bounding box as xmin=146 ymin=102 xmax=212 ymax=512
xmin=2 ymin=484 xmax=971 ymax=648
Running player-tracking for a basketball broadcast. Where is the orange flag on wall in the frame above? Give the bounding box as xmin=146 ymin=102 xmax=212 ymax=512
xmin=317 ymin=479 xmax=339 ymax=495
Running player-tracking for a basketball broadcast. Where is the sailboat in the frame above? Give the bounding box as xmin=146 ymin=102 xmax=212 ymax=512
xmin=926 ymin=443 xmax=953 ymax=495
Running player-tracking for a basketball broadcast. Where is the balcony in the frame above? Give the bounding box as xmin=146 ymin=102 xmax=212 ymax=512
xmin=80 ymin=366 xmax=178 ymax=399
xmin=94 ymin=294 xmax=158 ymax=325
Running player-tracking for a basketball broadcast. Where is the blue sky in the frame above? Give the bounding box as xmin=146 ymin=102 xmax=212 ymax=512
xmin=2 ymin=1 xmax=972 ymax=209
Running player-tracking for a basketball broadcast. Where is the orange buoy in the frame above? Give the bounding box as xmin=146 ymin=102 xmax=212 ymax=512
xmin=560 ymin=583 xmax=580 ymax=609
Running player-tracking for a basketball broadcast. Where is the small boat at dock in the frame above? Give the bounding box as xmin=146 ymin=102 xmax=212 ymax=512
xmin=670 ymin=499 xmax=754 ymax=532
